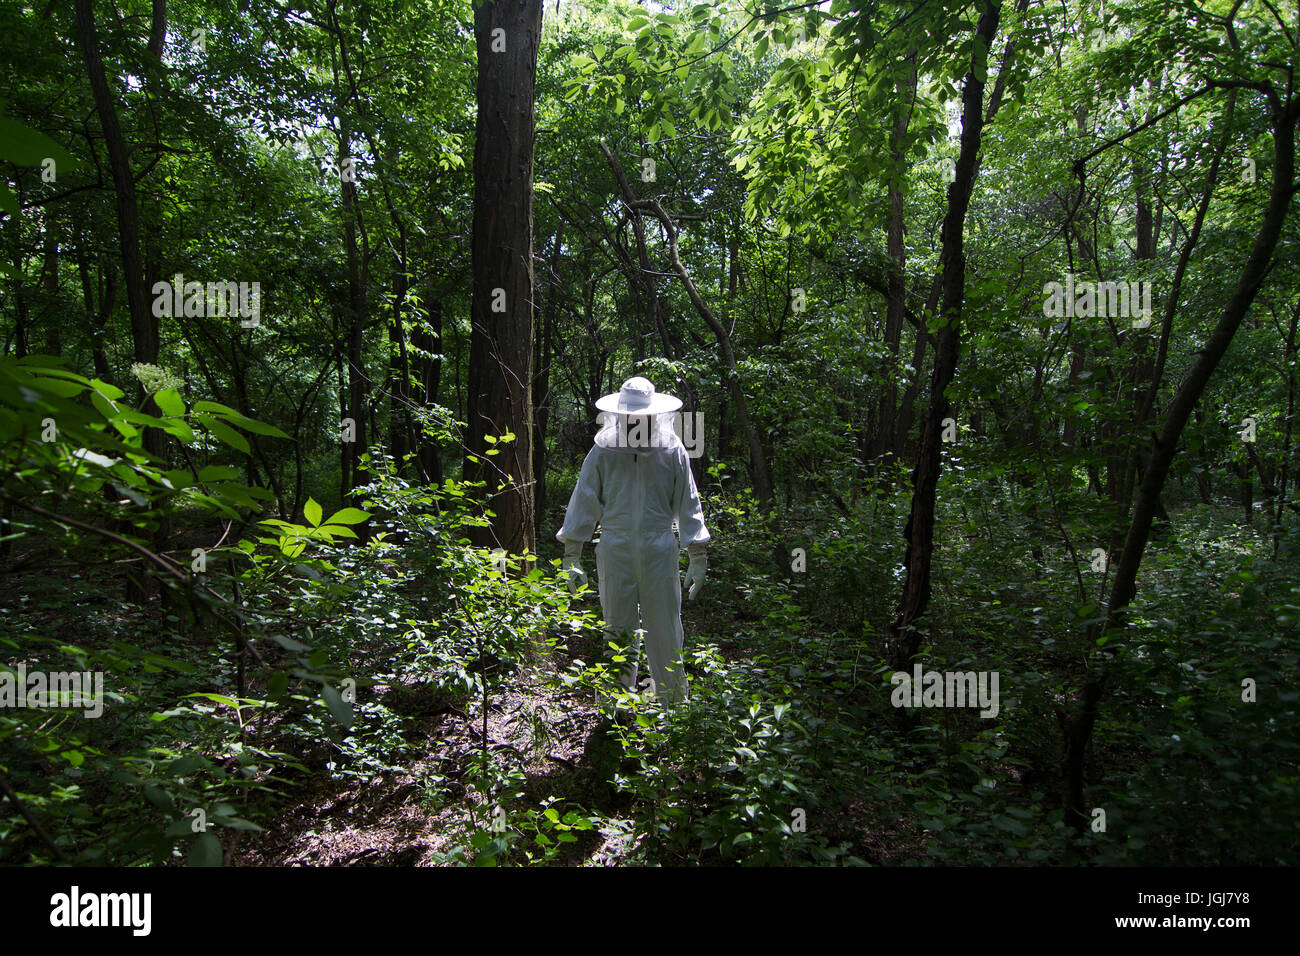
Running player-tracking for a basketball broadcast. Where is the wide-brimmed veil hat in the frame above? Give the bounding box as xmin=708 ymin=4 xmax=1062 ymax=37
xmin=595 ymin=376 xmax=682 ymax=415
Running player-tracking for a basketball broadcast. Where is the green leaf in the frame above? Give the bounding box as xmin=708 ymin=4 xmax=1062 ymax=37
xmin=162 ymin=469 xmax=194 ymax=490
xmin=165 ymin=818 xmax=199 ymax=838
xmin=154 ymin=388 xmax=185 ymax=417
xmin=192 ymin=400 xmax=239 ymax=417
xmin=29 ymin=376 xmax=85 ymax=398
xmin=324 ymin=507 xmax=369 ymax=525
xmin=91 ymin=378 xmax=124 ymax=400
xmin=304 ymin=498 xmax=322 ymax=527
xmin=213 ymin=816 xmax=264 ymax=832
xmin=90 ymin=389 xmax=120 ymax=420
xmin=228 ymin=413 xmax=289 ymax=438
xmin=318 ymin=524 xmax=358 ymax=539
xmin=267 ymin=633 xmax=310 ymax=652
xmin=322 ymin=683 xmax=353 ymax=728
xmin=184 ymin=692 xmax=239 ymax=707
xmin=203 ymin=417 xmax=250 ymax=453
xmin=188 ymin=831 xmax=223 ymax=867
xmin=159 ymin=418 xmax=196 ymax=442
xmin=0 ymin=116 xmax=77 ymax=169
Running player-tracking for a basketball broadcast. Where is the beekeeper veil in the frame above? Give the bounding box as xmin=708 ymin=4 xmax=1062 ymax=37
xmin=593 ymin=376 xmax=683 ymax=453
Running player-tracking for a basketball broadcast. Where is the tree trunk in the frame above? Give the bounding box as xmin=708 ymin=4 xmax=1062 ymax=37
xmin=412 ymin=286 xmax=444 ymax=484
xmin=74 ymin=0 xmax=160 ymax=399
xmin=887 ymin=3 xmax=1002 ymax=669
xmin=1273 ymin=296 xmax=1299 ymax=556
xmin=463 ymin=0 xmax=543 ymax=558
xmin=75 ymin=0 xmax=163 ymax=604
xmin=40 ymin=219 xmax=61 ymax=356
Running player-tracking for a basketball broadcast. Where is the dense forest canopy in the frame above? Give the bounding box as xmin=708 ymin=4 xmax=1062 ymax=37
xmin=0 ymin=0 xmax=1297 ymax=868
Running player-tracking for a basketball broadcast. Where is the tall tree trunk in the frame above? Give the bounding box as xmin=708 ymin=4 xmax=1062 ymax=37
xmin=74 ymin=0 xmax=159 ymax=395
xmin=75 ymin=0 xmax=164 ymax=604
xmin=464 ymin=0 xmax=543 ymax=557
xmin=338 ymin=117 xmax=368 ymax=498
xmin=1274 ymin=296 xmax=1299 ymax=556
xmin=887 ymin=3 xmax=1002 ymax=669
xmin=897 ymin=274 xmax=940 ymax=461
xmin=388 ymin=232 xmax=414 ymax=469
xmin=78 ymin=244 xmax=115 ymax=381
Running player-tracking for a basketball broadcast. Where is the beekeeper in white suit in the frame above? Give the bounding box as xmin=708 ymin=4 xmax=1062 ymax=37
xmin=557 ymin=377 xmax=709 ymax=704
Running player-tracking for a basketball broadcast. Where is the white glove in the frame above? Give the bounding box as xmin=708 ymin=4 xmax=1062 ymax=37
xmin=685 ymin=552 xmax=707 ymax=600
xmin=560 ymin=539 xmax=587 ymax=596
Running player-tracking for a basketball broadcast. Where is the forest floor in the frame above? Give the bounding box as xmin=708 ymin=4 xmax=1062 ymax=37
xmin=221 ymin=606 xmax=755 ymax=867
xmin=223 ymin=654 xmax=629 ymax=867
xmin=218 ymin=598 xmax=916 ymax=867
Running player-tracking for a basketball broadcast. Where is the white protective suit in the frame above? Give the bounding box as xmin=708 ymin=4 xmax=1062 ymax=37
xmin=557 ymin=379 xmax=710 ymax=704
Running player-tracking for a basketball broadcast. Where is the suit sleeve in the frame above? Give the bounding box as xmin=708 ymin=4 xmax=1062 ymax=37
xmin=672 ymin=444 xmax=711 ymax=554
xmin=556 ymin=447 xmax=604 ymax=544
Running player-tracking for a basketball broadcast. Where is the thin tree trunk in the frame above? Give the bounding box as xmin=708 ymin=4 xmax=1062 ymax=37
xmin=1274 ymin=296 xmax=1299 ymax=556
xmin=532 ymin=224 xmax=561 ymax=544
xmin=74 ymin=0 xmax=159 ymax=393
xmin=412 ymin=287 xmax=444 ymax=483
xmin=75 ymin=0 xmax=163 ymax=604
xmin=40 ymin=219 xmax=61 ymax=356
xmin=888 ymin=2 xmax=1002 ymax=669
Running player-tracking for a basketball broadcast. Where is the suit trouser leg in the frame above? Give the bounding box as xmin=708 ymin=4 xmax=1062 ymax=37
xmin=596 ymin=541 xmax=641 ymax=693
xmin=637 ymin=544 xmax=689 ymax=704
